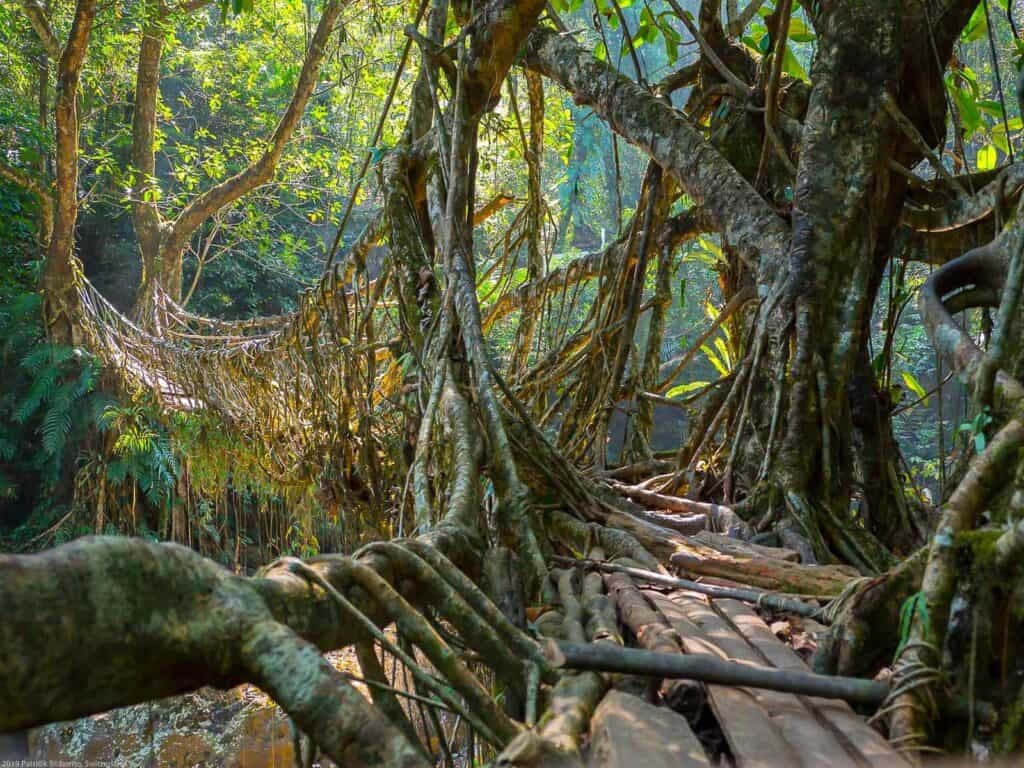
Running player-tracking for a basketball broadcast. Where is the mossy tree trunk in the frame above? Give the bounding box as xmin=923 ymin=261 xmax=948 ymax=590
xmin=528 ymin=0 xmax=974 ymax=568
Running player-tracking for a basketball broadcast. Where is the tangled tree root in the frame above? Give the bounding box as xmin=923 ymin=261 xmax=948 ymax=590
xmin=498 ymin=548 xmax=619 ymax=767
xmin=0 ymin=527 xmax=553 ymax=766
xmin=811 ymin=548 xmax=928 ymax=678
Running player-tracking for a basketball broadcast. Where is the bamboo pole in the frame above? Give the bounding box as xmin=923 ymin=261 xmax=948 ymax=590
xmin=546 ymin=641 xmax=993 ymax=722
xmin=547 ymin=640 xmax=888 ymax=705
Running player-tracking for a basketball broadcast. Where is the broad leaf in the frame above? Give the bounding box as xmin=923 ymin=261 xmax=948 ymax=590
xmin=900 ymin=370 xmax=929 ymax=405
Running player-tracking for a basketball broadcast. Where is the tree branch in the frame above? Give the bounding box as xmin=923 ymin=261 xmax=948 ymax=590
xmin=463 ymin=0 xmax=548 ymax=114
xmin=525 ymin=27 xmax=787 ymax=267
xmin=726 ymin=0 xmax=766 ymax=37
xmin=17 ymin=0 xmax=61 ymax=59
xmin=664 ymin=0 xmax=753 ymax=98
xmin=161 ymin=0 xmax=346 ymax=265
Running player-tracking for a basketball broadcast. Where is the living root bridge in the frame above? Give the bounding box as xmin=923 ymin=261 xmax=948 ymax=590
xmin=549 ymin=555 xmax=827 ymax=619
xmin=0 ymin=532 xmax=550 ymax=766
xmin=546 ymin=640 xmax=992 ymax=725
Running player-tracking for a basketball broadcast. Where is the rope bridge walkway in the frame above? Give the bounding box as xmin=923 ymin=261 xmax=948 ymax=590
xmin=71 ymin=191 xmax=530 ymax=485
xmin=75 ymin=255 xmax=400 ymax=484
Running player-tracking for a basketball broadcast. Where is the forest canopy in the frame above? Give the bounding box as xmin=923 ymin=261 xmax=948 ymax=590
xmin=3 ymin=0 xmax=1024 ymax=764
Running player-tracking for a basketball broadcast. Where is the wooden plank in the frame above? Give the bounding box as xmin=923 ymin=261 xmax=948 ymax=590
xmin=588 ymin=690 xmax=710 ymax=768
xmin=643 ymin=591 xmax=802 ymax=768
xmin=715 ymin=599 xmax=911 ymax=768
xmin=647 ymin=590 xmax=860 ymax=768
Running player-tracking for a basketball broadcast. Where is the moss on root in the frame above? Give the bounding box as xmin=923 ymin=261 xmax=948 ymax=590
xmin=955 ymin=528 xmax=1005 ymax=580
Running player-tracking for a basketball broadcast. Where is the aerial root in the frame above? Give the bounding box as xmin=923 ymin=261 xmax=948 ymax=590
xmin=497 ymin=547 xmax=615 ymax=767
xmin=354 ymin=639 xmax=424 ymax=752
xmin=811 ymin=548 xmax=927 ymax=678
xmin=241 ymin=618 xmax=430 ymax=768
xmin=278 ymin=556 xmax=513 ymax=747
xmin=401 ymin=539 xmax=548 ymax=668
xmin=272 ymin=534 xmax=582 ymax=759
xmin=358 ymin=540 xmax=533 ymax=692
xmin=346 ymin=559 xmax=521 ymax=743
xmin=545 ymin=509 xmax=662 ymax=571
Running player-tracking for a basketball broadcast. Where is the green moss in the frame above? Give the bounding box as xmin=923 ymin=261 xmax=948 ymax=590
xmin=993 ymin=685 xmax=1024 ymax=753
xmin=955 ymin=528 xmax=1004 ymax=580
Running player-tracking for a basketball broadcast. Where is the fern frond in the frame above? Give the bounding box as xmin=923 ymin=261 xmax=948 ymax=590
xmin=40 ymin=383 xmax=75 ymax=457
xmin=20 ymin=344 xmax=74 ymax=373
xmin=13 ymin=365 xmax=57 ymax=423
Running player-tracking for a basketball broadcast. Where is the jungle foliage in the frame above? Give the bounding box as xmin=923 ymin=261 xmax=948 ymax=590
xmin=4 ymin=0 xmax=1024 ymax=763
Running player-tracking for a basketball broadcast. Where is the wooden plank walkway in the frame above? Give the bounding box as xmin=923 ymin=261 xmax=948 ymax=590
xmin=575 ymin=564 xmax=911 ymax=767
xmin=639 ymin=588 xmax=910 ymax=768
xmin=589 ymin=690 xmax=711 ymax=767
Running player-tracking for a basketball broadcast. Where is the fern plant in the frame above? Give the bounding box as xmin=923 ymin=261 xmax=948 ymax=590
xmin=0 ymin=290 xmax=112 ymax=541
xmin=100 ymin=400 xmax=180 ymax=510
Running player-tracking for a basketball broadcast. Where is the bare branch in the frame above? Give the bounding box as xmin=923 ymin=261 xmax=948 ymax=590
xmin=727 ymin=0 xmax=766 ymax=37
xmin=664 ymin=0 xmax=753 ymax=98
xmin=881 ymin=92 xmax=967 ymax=197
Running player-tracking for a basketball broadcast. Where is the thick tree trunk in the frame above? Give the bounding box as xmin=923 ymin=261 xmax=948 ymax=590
xmin=0 ymin=515 xmax=549 ymax=764
xmin=745 ymin=0 xmax=909 ymax=569
xmin=40 ymin=0 xmax=97 ymax=344
xmin=129 ymin=0 xmax=165 ymax=300
xmin=527 ymin=2 xmax=972 ymax=567
xmin=742 ymin=0 xmax=972 ymax=564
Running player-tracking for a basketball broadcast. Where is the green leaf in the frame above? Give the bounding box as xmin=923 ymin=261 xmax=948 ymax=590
xmin=977 ymin=99 xmax=1005 ymax=119
xmin=900 ymin=370 xmax=929 ymax=405
xmin=704 ymin=299 xmax=720 ymax=322
xmin=975 ymin=432 xmax=987 ymax=453
xmin=895 ymin=592 xmax=930 ymax=659
xmin=950 ymin=83 xmax=983 ymax=138
xmin=639 ymin=8 xmax=659 ymax=43
xmin=787 ymin=16 xmax=815 ymax=42
xmin=701 ymin=344 xmax=729 ymax=376
xmin=977 ymin=143 xmax=997 ymax=171
xmin=781 ymin=45 xmax=808 ymax=82
xmin=666 ymin=380 xmax=711 ymax=399
xmin=961 ymin=2 xmax=988 ymax=42
xmin=714 ymin=336 xmax=732 ymax=369
xmin=991 ymin=127 xmax=1011 ymax=155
